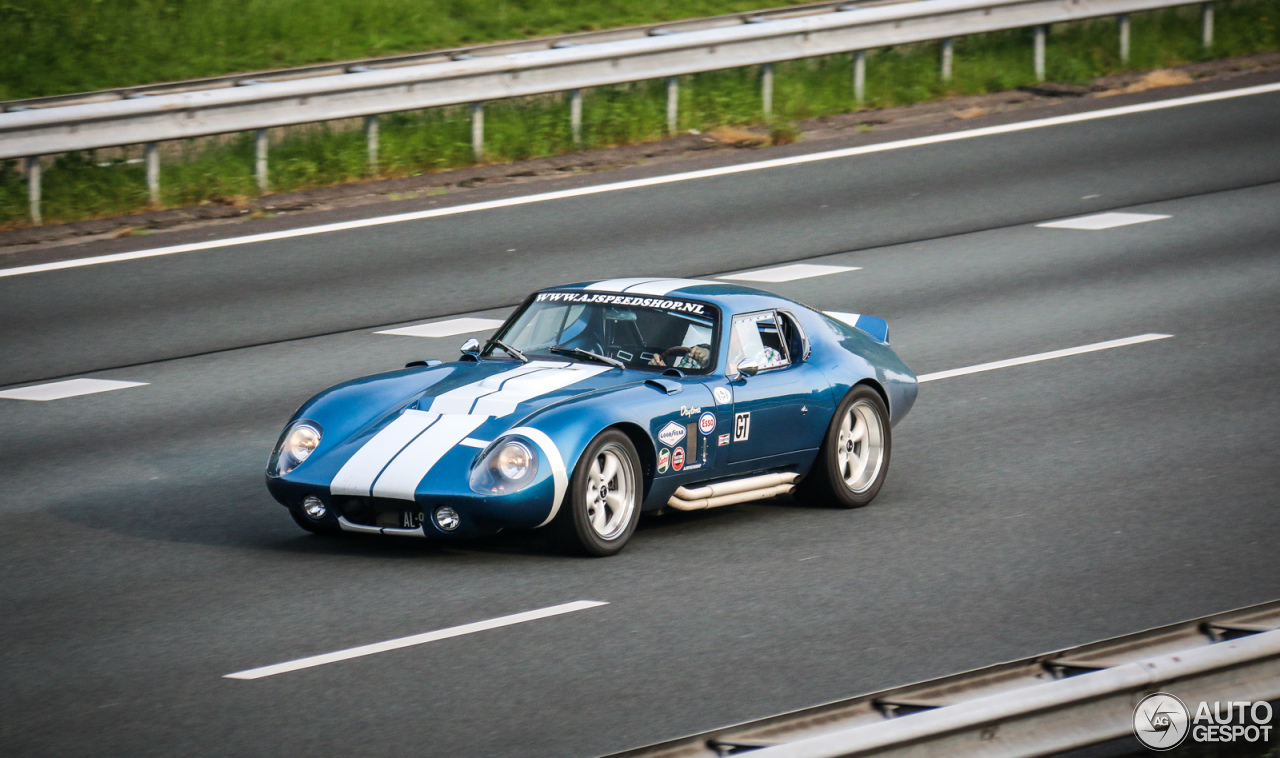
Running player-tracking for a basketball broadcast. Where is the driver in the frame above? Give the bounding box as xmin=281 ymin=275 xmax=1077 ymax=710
xmin=649 ymin=344 xmax=711 ymax=369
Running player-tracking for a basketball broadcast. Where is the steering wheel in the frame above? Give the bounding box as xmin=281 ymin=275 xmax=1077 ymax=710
xmin=654 ymin=344 xmax=709 ymax=368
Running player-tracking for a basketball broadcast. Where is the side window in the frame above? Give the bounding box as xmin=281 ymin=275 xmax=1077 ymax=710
xmin=728 ymin=311 xmax=791 ymax=372
xmin=778 ymin=311 xmax=810 ymax=362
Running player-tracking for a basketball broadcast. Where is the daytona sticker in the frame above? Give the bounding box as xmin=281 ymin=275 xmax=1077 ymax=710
xmin=672 ymin=447 xmax=685 ymax=471
xmin=699 ymin=412 xmax=716 ymax=435
xmin=657 ymin=447 xmax=670 ymax=474
xmin=734 ymin=412 xmax=751 ymax=442
xmin=718 ymin=433 xmax=730 ymax=447
xmin=535 ymin=291 xmax=706 ymax=315
xmin=658 ymin=421 xmax=686 ymax=447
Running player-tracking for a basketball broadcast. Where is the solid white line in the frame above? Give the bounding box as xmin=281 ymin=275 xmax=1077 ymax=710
xmin=224 ymin=600 xmax=608 ymax=680
xmin=0 ymin=378 xmax=148 ymax=401
xmin=917 ymin=334 xmax=1172 ymax=383
xmin=4 ymin=83 xmax=1278 ymax=281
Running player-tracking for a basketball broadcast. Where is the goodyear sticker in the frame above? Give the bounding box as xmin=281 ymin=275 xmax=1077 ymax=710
xmin=658 ymin=421 xmax=686 ymax=447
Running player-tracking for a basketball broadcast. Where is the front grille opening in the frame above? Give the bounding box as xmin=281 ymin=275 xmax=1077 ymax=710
xmin=336 ymin=497 xmax=424 ymax=529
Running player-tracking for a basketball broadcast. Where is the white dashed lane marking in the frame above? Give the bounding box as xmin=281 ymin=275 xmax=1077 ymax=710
xmin=917 ymin=334 xmax=1172 ymax=383
xmin=225 ymin=600 xmax=608 ymax=680
xmin=1037 ymin=212 xmax=1170 ymax=230
xmin=375 ymin=317 xmax=505 ymax=338
xmin=719 ymin=264 xmax=859 ymax=283
xmin=0 ymin=378 xmax=149 ymax=401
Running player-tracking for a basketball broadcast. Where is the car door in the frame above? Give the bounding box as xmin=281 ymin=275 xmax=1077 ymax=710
xmin=724 ymin=310 xmax=832 ymax=464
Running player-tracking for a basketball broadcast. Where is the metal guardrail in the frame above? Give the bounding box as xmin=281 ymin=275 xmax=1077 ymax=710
xmin=1 ymin=0 xmax=1219 ymax=224
xmin=603 ymin=600 xmax=1280 ymax=757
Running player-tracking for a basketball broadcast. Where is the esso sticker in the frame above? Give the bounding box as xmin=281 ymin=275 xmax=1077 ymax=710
xmin=699 ymin=411 xmax=716 ymax=435
xmin=672 ymin=447 xmax=685 ymax=471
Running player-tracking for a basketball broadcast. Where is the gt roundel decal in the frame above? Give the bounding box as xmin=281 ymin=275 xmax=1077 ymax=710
xmin=734 ymin=412 xmax=751 ymax=442
xmin=699 ymin=412 xmax=716 ymax=435
xmin=713 ymin=386 xmax=732 ymax=405
xmin=672 ymin=447 xmax=685 ymax=471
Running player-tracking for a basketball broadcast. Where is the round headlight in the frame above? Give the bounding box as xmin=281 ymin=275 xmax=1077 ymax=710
xmin=286 ymin=425 xmax=321 ymax=463
xmin=469 ymin=436 xmax=540 ymax=495
xmin=496 ymin=441 xmax=533 ymax=481
xmin=272 ymin=421 xmax=323 ymax=476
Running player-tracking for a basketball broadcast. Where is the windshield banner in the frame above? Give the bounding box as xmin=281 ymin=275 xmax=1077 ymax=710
xmin=536 ymin=291 xmax=707 ymax=315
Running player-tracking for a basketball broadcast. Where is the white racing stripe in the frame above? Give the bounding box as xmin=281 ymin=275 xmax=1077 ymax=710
xmin=917 ymin=334 xmax=1172 ymax=383
xmin=471 ymin=364 xmax=610 ymax=417
xmin=372 ymin=413 xmax=487 ymax=500
xmin=621 ymin=278 xmax=713 ymax=295
xmin=5 ymin=83 xmax=1277 ymax=281
xmin=330 ymin=410 xmax=440 ymax=497
xmin=334 ymin=361 xmax=608 ymax=502
xmin=224 ymin=600 xmax=608 ymax=680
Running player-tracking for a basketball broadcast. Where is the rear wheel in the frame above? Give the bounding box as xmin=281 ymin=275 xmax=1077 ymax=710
xmin=546 ymin=430 xmax=642 ymax=556
xmin=799 ymin=385 xmax=891 ymax=508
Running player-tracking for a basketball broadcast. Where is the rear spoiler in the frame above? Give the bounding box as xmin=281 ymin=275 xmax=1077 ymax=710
xmin=823 ymin=311 xmax=890 ymax=344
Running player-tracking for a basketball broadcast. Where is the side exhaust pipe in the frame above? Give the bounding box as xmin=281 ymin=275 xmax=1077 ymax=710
xmin=667 ymin=472 xmax=798 ymax=511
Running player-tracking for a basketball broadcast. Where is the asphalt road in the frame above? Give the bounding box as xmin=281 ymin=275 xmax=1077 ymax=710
xmin=1 ymin=79 xmax=1278 ymax=757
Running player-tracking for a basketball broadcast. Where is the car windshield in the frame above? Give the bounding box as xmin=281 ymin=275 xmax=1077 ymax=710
xmin=486 ymin=291 xmax=719 ymax=373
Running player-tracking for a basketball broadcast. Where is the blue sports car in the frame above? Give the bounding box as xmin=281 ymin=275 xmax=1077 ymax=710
xmin=267 ymin=278 xmax=917 ymax=556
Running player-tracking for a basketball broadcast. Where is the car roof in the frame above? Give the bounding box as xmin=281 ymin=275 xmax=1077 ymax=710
xmin=549 ymin=278 xmax=803 ymax=315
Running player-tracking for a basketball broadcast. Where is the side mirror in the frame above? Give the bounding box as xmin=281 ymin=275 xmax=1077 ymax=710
xmin=460 ymin=338 xmax=481 ymax=356
xmin=735 ymin=359 xmax=760 ymax=378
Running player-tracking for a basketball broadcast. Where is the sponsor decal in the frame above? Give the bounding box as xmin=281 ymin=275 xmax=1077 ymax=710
xmin=699 ymin=412 xmax=716 ymax=435
xmin=718 ymin=433 xmax=730 ymax=447
xmin=657 ymin=448 xmax=670 ymax=474
xmin=734 ymin=412 xmax=751 ymax=442
xmin=534 ymin=291 xmax=706 ymax=315
xmin=680 ymin=405 xmax=702 ymax=417
xmin=713 ymin=386 xmax=732 ymax=405
xmin=672 ymin=447 xmax=685 ymax=471
xmin=658 ymin=421 xmax=686 ymax=447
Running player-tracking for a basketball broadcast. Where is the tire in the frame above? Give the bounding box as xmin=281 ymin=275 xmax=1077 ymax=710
xmin=546 ymin=429 xmax=642 ymax=556
xmin=799 ymin=385 xmax=892 ymax=508
xmin=288 ymin=505 xmax=340 ymax=535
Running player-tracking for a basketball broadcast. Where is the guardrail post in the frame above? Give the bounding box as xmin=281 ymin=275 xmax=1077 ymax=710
xmin=1118 ymin=14 xmax=1131 ymax=64
xmin=254 ymin=129 xmax=268 ymax=192
xmin=1202 ymin=2 xmax=1214 ymax=48
xmin=471 ymin=102 xmax=485 ymax=161
xmin=666 ymin=77 xmax=679 ymax=135
xmin=853 ymin=50 xmax=866 ymax=104
xmin=570 ymin=89 xmax=583 ymax=145
xmin=1033 ymin=25 xmax=1047 ymax=81
xmin=25 ymin=156 xmax=41 ymax=225
xmin=761 ymin=62 xmax=774 ymax=118
xmin=940 ymin=38 xmax=954 ymax=82
xmin=364 ymin=115 xmax=379 ymax=175
xmin=144 ymin=142 xmax=160 ymax=205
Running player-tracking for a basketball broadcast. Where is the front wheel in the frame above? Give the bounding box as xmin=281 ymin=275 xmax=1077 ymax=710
xmin=546 ymin=430 xmax=642 ymax=556
xmin=799 ymin=385 xmax=892 ymax=508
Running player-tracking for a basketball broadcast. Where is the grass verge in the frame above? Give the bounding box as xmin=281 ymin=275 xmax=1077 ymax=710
xmin=1 ymin=0 xmax=1277 ymax=228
